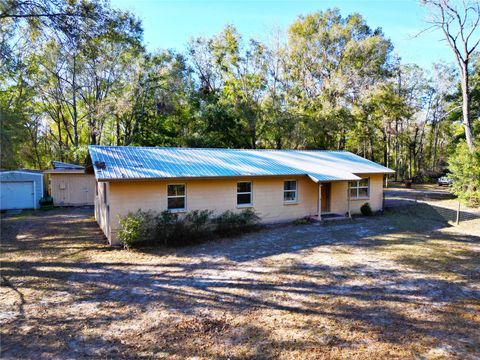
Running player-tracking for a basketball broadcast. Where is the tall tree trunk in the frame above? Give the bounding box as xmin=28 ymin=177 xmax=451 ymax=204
xmin=369 ymin=131 xmax=375 ymax=162
xmin=72 ymin=53 xmax=79 ymax=150
xmin=56 ymin=115 xmax=63 ymax=162
xmin=460 ymin=63 xmax=474 ymax=150
xmin=383 ymin=130 xmax=388 ymax=167
xmin=433 ymin=124 xmax=439 ymax=170
xmin=90 ymin=120 xmax=97 ymax=145
xmin=394 ymin=118 xmax=399 ymax=181
xmin=116 ymin=115 xmax=121 ymax=146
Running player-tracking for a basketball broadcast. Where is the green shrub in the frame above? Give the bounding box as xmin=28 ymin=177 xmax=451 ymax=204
xmin=360 ymin=202 xmax=373 ymax=216
xmin=293 ymin=217 xmax=313 ymax=225
xmin=448 ymin=142 xmax=480 ymax=207
xmin=214 ymin=208 xmax=260 ymax=236
xmin=39 ymin=196 xmax=54 ymax=206
xmin=155 ymin=210 xmax=180 ymax=246
xmin=186 ymin=209 xmax=214 ymax=234
xmin=118 ymin=210 xmax=158 ymax=248
xmin=118 ymin=208 xmax=259 ymax=248
xmin=157 ymin=209 xmax=214 ymax=247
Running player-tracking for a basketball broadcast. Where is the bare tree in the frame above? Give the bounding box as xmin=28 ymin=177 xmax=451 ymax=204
xmin=0 ymin=0 xmax=85 ymax=19
xmin=422 ymin=0 xmax=480 ymax=151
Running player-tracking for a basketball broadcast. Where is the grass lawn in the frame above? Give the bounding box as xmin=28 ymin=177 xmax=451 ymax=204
xmin=1 ymin=206 xmax=479 ymax=359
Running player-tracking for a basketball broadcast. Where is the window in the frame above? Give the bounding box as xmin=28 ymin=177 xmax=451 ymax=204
xmin=349 ymin=178 xmax=369 ymax=199
xmin=167 ymin=184 xmax=186 ymax=211
xmin=284 ymin=180 xmax=297 ymax=202
xmin=103 ymin=183 xmax=107 ymax=204
xmin=237 ymin=182 xmax=252 ymax=206
xmin=95 ymin=182 xmax=98 ymax=197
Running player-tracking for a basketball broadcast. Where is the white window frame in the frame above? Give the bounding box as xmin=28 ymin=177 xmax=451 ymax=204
xmin=349 ymin=178 xmax=370 ymax=199
xmin=237 ymin=181 xmax=252 ymax=207
xmin=283 ymin=179 xmax=298 ymax=204
xmin=167 ymin=183 xmax=187 ymax=212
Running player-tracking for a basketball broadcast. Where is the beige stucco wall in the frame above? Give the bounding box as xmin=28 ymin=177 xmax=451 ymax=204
xmin=94 ymin=181 xmax=110 ymax=241
xmin=349 ymin=173 xmax=384 ymax=214
xmin=50 ymin=173 xmax=95 ymax=206
xmin=103 ymin=176 xmax=317 ymax=244
xmin=329 ymin=173 xmax=384 ymax=216
xmin=96 ymin=173 xmax=385 ymax=245
xmin=330 ymin=181 xmax=348 ymax=215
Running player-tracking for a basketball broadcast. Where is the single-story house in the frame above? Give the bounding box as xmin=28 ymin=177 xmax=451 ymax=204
xmin=44 ymin=161 xmax=95 ymax=206
xmin=0 ymin=170 xmax=44 ymax=210
xmin=86 ymin=145 xmax=395 ymax=245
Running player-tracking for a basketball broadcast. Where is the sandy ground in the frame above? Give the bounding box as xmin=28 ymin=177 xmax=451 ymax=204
xmin=1 ymin=203 xmax=480 ymax=359
xmin=386 ymin=183 xmax=479 ymax=213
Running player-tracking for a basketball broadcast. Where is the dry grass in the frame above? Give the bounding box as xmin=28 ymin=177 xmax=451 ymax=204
xmin=1 ymin=206 xmax=479 ymax=359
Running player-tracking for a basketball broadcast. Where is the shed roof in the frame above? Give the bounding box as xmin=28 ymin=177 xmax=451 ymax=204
xmin=52 ymin=161 xmax=84 ymax=170
xmin=88 ymin=146 xmax=394 ymax=183
xmin=0 ymin=169 xmax=43 ymax=175
xmin=44 ymin=161 xmax=86 ymax=175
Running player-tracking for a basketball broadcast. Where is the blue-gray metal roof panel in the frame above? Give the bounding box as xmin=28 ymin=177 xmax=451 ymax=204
xmin=88 ymin=146 xmax=393 ymax=182
xmin=52 ymin=161 xmax=84 ymax=170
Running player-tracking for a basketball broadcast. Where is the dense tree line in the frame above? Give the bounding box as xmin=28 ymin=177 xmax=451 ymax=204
xmin=1 ymin=1 xmax=478 ymax=192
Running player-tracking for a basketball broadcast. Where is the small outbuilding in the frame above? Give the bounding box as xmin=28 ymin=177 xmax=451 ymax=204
xmin=0 ymin=170 xmax=44 ymax=210
xmin=45 ymin=161 xmax=95 ymax=206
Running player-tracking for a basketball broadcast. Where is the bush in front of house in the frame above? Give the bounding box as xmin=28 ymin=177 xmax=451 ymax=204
xmin=213 ymin=208 xmax=260 ymax=236
xmin=293 ymin=217 xmax=314 ymax=225
xmin=186 ymin=209 xmax=215 ymax=235
xmin=118 ymin=210 xmax=159 ymax=248
xmin=156 ymin=209 xmax=215 ymax=247
xmin=360 ymin=202 xmax=373 ymax=216
xmin=118 ymin=208 xmax=259 ymax=248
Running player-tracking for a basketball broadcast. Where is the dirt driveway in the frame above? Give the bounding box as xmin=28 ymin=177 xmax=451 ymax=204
xmin=1 ymin=207 xmax=479 ymax=359
xmin=385 ymin=183 xmax=480 ymax=214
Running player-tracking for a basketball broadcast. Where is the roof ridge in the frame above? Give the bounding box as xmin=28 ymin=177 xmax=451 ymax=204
xmin=88 ymin=145 xmax=347 ymax=152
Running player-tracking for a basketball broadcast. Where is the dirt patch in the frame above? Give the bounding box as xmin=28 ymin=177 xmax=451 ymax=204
xmin=1 ymin=207 xmax=479 ymax=359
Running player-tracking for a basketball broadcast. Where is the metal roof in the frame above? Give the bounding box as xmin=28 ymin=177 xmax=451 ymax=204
xmin=88 ymin=146 xmax=394 ymax=182
xmin=52 ymin=161 xmax=84 ymax=170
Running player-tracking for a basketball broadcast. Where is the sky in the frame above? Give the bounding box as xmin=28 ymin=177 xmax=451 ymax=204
xmin=110 ymin=0 xmax=452 ymax=69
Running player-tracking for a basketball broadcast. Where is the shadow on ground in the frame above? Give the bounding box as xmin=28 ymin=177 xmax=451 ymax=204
xmin=1 ymin=206 xmax=479 ymax=359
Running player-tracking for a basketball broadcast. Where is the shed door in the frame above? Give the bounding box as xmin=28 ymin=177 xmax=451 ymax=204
xmin=0 ymin=181 xmax=34 ymax=210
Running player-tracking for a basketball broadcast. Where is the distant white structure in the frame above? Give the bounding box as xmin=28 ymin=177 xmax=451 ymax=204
xmin=0 ymin=170 xmax=44 ymax=210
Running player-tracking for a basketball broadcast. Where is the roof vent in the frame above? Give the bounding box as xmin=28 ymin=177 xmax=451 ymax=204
xmin=95 ymin=161 xmax=106 ymax=169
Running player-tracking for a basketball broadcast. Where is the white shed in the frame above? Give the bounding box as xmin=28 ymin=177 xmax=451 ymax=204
xmin=45 ymin=161 xmax=95 ymax=206
xmin=0 ymin=170 xmax=44 ymax=210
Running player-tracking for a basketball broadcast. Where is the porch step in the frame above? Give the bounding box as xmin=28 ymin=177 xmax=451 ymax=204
xmin=314 ymin=213 xmax=349 ymax=221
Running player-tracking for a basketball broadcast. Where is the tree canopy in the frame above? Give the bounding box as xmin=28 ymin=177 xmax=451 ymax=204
xmin=1 ymin=0 xmax=479 ymax=200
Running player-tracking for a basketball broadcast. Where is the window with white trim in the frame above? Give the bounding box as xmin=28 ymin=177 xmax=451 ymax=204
xmin=167 ymin=184 xmax=186 ymax=211
xmin=237 ymin=182 xmax=252 ymax=206
xmin=284 ymin=180 xmax=297 ymax=202
xmin=349 ymin=178 xmax=369 ymax=199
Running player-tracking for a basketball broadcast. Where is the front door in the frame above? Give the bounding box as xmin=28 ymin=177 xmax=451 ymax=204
xmin=321 ymin=183 xmax=331 ymax=212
